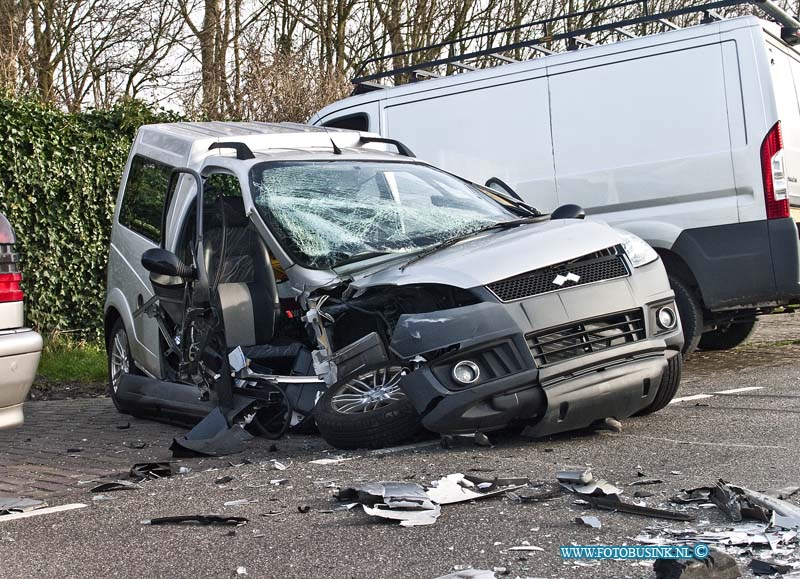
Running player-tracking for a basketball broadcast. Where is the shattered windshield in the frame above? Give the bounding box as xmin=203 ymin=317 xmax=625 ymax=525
xmin=249 ymin=161 xmax=515 ymax=269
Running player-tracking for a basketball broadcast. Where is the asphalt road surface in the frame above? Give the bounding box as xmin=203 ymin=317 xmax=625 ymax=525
xmin=2 ymin=314 xmax=800 ymax=579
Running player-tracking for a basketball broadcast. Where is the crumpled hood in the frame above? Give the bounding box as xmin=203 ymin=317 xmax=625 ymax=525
xmin=350 ymin=219 xmax=625 ymax=290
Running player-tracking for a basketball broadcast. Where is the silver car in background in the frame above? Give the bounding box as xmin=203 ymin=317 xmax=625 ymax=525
xmin=0 ymin=212 xmax=43 ymax=429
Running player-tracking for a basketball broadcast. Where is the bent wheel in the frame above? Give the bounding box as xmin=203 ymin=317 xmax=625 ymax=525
xmin=313 ymin=363 xmax=420 ymax=450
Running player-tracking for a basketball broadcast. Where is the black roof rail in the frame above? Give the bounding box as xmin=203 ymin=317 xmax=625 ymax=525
xmin=359 ymin=136 xmax=416 ymax=157
xmin=208 ymin=142 xmax=255 ymax=160
xmin=351 ymin=0 xmax=800 ymax=90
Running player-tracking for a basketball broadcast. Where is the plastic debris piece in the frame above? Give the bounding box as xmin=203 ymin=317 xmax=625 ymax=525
xmin=434 ymin=570 xmax=496 ymax=579
xmin=297 ymin=505 xmax=311 ymax=514
xmin=771 ymin=511 xmax=800 ymax=529
xmin=474 ymin=432 xmax=492 ymax=447
xmin=634 ymin=490 xmax=655 ymax=498
xmin=713 ymin=479 xmax=800 ymax=523
xmin=236 ymin=567 xmax=248 ymax=576
xmin=575 ymin=515 xmax=602 ymax=528
xmin=594 ymin=417 xmax=623 ymax=432
xmin=215 ymin=476 xmax=234 ymax=485
xmin=748 ymin=559 xmax=792 ymax=575
xmin=309 ymin=457 xmax=355 ymax=465
xmin=338 ymin=481 xmax=441 ymax=526
xmin=0 ymin=497 xmax=46 ymax=515
xmin=270 ymin=460 xmax=288 ymax=471
xmin=170 ymin=407 xmax=254 ymax=458
xmin=654 ymin=548 xmax=741 ymax=579
xmin=224 ymin=499 xmax=257 ymax=507
xmin=426 ymin=474 xmax=526 ymax=505
xmin=629 ymin=479 xmax=663 ymax=486
xmin=269 ymin=479 xmax=288 ymax=486
xmin=556 ymin=467 xmax=593 ymax=485
xmin=588 ymin=495 xmax=694 ymax=521
xmin=89 ymin=481 xmax=140 ymax=493
xmin=142 ymin=515 xmax=248 ymax=526
xmin=507 ymin=545 xmax=544 ymax=551
xmin=0 ymin=503 xmax=87 ymax=521
xmin=130 ymin=462 xmax=180 ymax=481
xmin=671 ymin=488 xmax=712 ymax=504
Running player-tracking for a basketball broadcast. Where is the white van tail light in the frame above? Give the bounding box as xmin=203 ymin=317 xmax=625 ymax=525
xmin=761 ymin=121 xmax=790 ymax=220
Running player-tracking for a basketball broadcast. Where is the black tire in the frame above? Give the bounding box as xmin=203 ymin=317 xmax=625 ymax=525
xmin=669 ymin=274 xmax=703 ymax=357
xmin=699 ymin=319 xmax=757 ymax=351
xmin=635 ymin=352 xmax=682 ymax=416
xmin=107 ymin=318 xmax=139 ymax=414
xmin=313 ymin=363 xmax=421 ymax=450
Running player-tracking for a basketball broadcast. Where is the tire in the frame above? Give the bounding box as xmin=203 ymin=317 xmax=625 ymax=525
xmin=107 ymin=318 xmax=138 ymax=413
xmin=635 ymin=352 xmax=682 ymax=416
xmin=699 ymin=319 xmax=757 ymax=351
xmin=313 ymin=363 xmax=421 ymax=450
xmin=669 ymin=274 xmax=703 ymax=357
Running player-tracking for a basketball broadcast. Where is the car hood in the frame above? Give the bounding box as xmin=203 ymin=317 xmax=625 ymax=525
xmin=347 ymin=219 xmax=625 ymax=290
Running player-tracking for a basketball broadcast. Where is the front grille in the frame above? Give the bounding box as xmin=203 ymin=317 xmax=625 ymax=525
xmin=527 ymin=309 xmax=645 ymax=367
xmin=487 ymin=246 xmax=629 ymax=302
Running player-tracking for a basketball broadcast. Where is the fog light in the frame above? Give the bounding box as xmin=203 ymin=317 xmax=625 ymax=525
xmin=656 ymin=306 xmax=677 ymax=330
xmin=452 ymin=360 xmax=480 ymax=385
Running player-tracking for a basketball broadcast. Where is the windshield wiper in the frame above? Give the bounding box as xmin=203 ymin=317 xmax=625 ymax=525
xmin=399 ymin=217 xmax=542 ymax=271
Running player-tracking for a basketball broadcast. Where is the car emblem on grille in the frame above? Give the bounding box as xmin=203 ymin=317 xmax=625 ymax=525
xmin=552 ymin=272 xmax=581 ymax=286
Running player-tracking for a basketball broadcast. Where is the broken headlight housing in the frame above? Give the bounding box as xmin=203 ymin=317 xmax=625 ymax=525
xmin=616 ymin=230 xmax=658 ymax=268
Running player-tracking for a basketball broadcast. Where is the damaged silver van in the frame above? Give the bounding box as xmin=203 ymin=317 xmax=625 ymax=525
xmin=105 ymin=122 xmax=683 ymax=449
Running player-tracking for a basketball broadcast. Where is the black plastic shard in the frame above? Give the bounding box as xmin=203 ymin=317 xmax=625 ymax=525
xmin=89 ymin=481 xmax=140 ymax=493
xmin=587 ymin=495 xmax=694 ymax=521
xmin=671 ymin=488 xmax=713 ymax=504
xmin=653 ymin=548 xmax=740 ymax=579
xmin=748 ymin=559 xmax=792 ymax=575
xmin=170 ymin=407 xmax=253 ymax=457
xmin=142 ymin=515 xmax=248 ymax=526
xmin=130 ymin=462 xmax=178 ymax=480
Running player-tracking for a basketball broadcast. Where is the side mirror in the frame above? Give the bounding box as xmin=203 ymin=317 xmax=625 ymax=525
xmin=485 ymin=177 xmax=522 ymax=201
xmin=142 ymin=248 xmax=195 ymax=279
xmin=551 ymin=204 xmax=586 ymax=220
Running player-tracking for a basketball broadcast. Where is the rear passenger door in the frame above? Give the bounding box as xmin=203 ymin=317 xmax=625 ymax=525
xmin=112 ymin=155 xmax=173 ymax=374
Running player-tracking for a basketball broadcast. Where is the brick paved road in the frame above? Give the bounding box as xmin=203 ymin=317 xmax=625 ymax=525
xmin=1 ymin=311 xmax=797 ymax=501
xmin=0 ymin=398 xmax=327 ymax=499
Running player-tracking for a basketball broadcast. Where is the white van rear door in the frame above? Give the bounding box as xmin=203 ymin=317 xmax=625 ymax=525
xmin=765 ymin=39 xmax=800 ymax=209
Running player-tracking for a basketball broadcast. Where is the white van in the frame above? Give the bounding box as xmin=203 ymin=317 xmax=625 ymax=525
xmin=312 ymin=9 xmax=800 ymax=354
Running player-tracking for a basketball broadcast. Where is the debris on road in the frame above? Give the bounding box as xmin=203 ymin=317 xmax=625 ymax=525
xmin=506 ymin=481 xmax=561 ymax=503
xmin=142 ymin=515 xmax=248 ymax=526
xmin=587 ymin=495 xmax=694 ymax=521
xmin=653 ymin=548 xmax=740 ymax=579
xmin=426 ymin=474 xmax=526 ymax=505
xmin=309 ymin=456 xmax=356 ymax=465
xmin=748 ymin=558 xmax=793 ymax=575
xmin=0 ymin=497 xmax=46 ymax=515
xmin=170 ymin=408 xmax=253 ymax=458
xmin=671 ymin=488 xmax=712 ymax=504
xmin=130 ymin=462 xmax=189 ymax=481
xmin=629 ymin=478 xmax=664 ymax=486
xmin=89 ymin=481 xmax=140 ymax=493
xmin=215 ymin=476 xmax=234 ymax=485
xmin=338 ymin=482 xmax=441 ymax=527
xmin=224 ymin=499 xmax=257 ymax=507
xmin=575 ymin=515 xmax=602 ymax=528
xmin=507 ymin=545 xmax=544 ymax=552
xmin=557 ymin=467 xmax=622 ymax=496
xmin=712 ymin=479 xmax=800 ymax=523
xmin=434 ymin=569 xmax=496 ymax=579
xmin=0 ymin=503 xmax=87 ymax=522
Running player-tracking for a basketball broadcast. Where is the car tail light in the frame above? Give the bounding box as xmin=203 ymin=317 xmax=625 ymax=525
xmin=761 ymin=121 xmax=790 ymax=220
xmin=0 ymin=272 xmax=23 ymax=303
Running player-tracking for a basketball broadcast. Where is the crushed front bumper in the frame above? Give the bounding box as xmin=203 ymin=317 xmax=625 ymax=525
xmin=0 ymin=328 xmax=43 ymax=429
xmin=390 ymin=263 xmax=683 ymax=436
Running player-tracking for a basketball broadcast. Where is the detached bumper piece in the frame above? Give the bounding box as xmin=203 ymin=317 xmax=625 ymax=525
xmin=170 ymin=407 xmax=254 ymax=457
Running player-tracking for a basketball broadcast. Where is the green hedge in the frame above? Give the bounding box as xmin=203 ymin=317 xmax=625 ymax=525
xmin=0 ymin=98 xmax=177 ymax=340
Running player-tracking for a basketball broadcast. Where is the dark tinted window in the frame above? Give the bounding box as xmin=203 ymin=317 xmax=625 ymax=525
xmin=118 ymin=155 xmax=173 ymax=243
xmin=322 ymin=113 xmax=369 ymax=132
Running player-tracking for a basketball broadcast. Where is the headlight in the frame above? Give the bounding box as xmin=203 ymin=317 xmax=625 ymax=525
xmin=616 ymin=230 xmax=659 ymax=268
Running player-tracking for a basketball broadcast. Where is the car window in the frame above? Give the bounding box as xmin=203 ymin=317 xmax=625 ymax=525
xmin=250 ymin=161 xmax=514 ymax=269
xmin=118 ymin=155 xmax=173 ymax=244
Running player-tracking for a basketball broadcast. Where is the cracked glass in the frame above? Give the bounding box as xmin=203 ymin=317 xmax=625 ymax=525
xmin=250 ymin=161 xmax=514 ymax=269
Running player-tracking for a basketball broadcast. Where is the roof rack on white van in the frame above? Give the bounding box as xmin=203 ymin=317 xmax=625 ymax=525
xmin=351 ymin=0 xmax=800 ymax=93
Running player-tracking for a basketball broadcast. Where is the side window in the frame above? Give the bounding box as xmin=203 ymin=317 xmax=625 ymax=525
xmin=118 ymin=155 xmax=173 ymax=244
xmin=322 ymin=113 xmax=369 ymax=132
